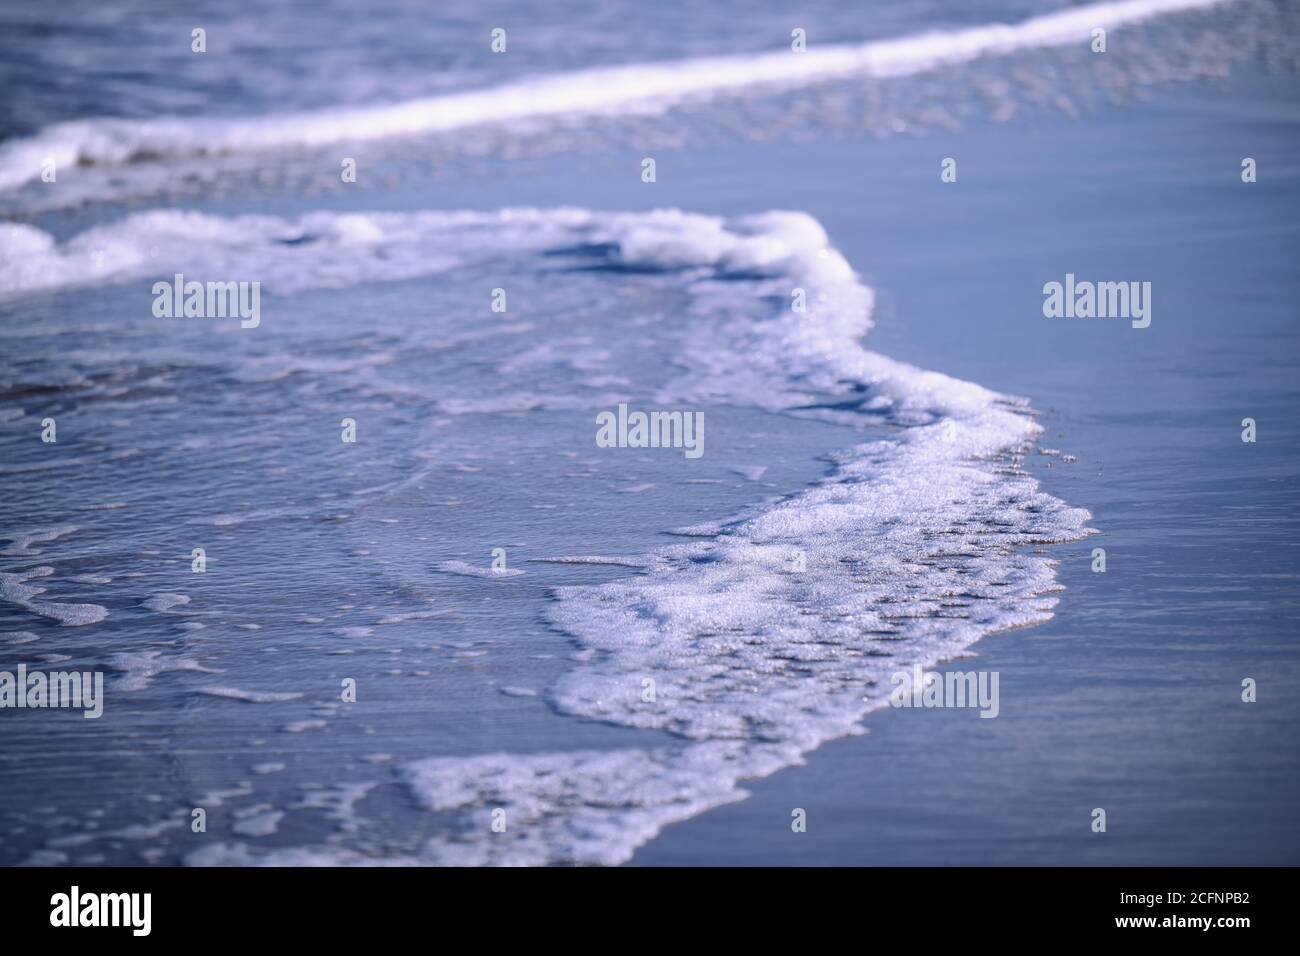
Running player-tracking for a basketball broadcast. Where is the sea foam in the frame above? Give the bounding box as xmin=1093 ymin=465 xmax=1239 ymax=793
xmin=47 ymin=204 xmax=1096 ymax=866
xmin=0 ymin=0 xmax=1234 ymax=194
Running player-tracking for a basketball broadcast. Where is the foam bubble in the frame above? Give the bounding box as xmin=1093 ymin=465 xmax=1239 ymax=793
xmin=140 ymin=592 xmax=190 ymax=612
xmin=197 ymin=687 xmax=305 ymax=704
xmin=0 ymin=0 xmax=1233 ymax=194
xmin=0 ymin=567 xmax=109 ymax=627
xmin=231 ymin=811 xmax=284 ymax=838
xmin=436 ymin=560 xmax=525 ymax=579
xmin=106 ymin=651 xmax=218 ymax=691
xmin=36 ymin=203 xmax=1092 ymax=867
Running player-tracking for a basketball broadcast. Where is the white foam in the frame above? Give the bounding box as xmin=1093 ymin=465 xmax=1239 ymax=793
xmin=437 ymin=560 xmax=525 ymax=579
xmin=401 ymin=747 xmax=750 ymax=866
xmin=376 ymin=608 xmax=447 ymax=625
xmin=140 ymin=591 xmax=190 ymax=612
xmin=33 ymin=203 xmax=1091 ymax=866
xmin=1 ymin=525 xmax=79 ymax=557
xmin=0 ymin=567 xmax=109 ymax=627
xmin=192 ymin=783 xmax=254 ymax=809
xmin=0 ymin=207 xmax=578 ymax=300
xmin=332 ymin=626 xmax=374 ymax=639
xmin=231 ymin=810 xmax=284 ymax=838
xmin=388 ymin=207 xmax=1088 ymax=865
xmin=0 ymin=0 xmax=1232 ymax=193
xmin=197 ymin=687 xmax=304 ymax=703
xmin=103 ymin=819 xmax=185 ymax=841
xmin=282 ymin=719 xmax=327 ymax=733
xmin=106 ymin=651 xmax=218 ymax=691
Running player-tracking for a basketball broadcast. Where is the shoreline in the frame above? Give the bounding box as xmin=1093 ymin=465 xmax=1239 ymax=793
xmin=2 ymin=60 xmax=1297 ymax=865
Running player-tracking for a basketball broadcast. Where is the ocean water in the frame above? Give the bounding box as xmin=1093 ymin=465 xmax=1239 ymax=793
xmin=1 ymin=0 xmax=1297 ymax=866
